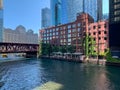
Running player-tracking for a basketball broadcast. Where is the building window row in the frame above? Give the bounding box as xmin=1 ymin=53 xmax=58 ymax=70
xmin=114 ymin=4 xmax=120 ymax=9
xmin=114 ymin=16 xmax=120 ymax=21
xmin=114 ymin=10 xmax=120 ymax=15
xmin=114 ymin=0 xmax=120 ymax=3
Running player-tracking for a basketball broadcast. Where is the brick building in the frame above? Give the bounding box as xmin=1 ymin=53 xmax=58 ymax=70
xmin=88 ymin=20 xmax=109 ymax=55
xmin=40 ymin=13 xmax=108 ymax=55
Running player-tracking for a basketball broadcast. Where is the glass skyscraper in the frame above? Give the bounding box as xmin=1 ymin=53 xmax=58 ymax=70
xmin=66 ymin=0 xmax=102 ymax=22
xmin=51 ymin=0 xmax=102 ymax=26
xmin=0 ymin=0 xmax=3 ymax=42
xmin=41 ymin=7 xmax=51 ymax=28
xmin=50 ymin=0 xmax=62 ymax=26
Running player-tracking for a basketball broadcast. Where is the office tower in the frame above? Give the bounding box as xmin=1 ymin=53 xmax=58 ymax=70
xmin=51 ymin=0 xmax=102 ymax=26
xmin=85 ymin=0 xmax=102 ymax=21
xmin=109 ymin=0 xmax=120 ymax=57
xmin=65 ymin=0 xmax=83 ymax=23
xmin=67 ymin=0 xmax=102 ymax=22
xmin=51 ymin=0 xmax=62 ymax=26
xmin=0 ymin=0 xmax=3 ymax=42
xmin=41 ymin=7 xmax=51 ymax=28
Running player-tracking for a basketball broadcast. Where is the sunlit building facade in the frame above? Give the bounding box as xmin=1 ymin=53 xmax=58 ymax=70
xmin=40 ymin=13 xmax=108 ymax=54
xmin=3 ymin=25 xmax=38 ymax=44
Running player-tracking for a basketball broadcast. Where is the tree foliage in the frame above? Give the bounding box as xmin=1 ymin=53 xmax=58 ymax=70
xmin=83 ymin=34 xmax=97 ymax=57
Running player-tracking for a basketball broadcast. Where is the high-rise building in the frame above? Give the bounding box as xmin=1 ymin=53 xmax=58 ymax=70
xmin=41 ymin=7 xmax=51 ymax=28
xmin=51 ymin=0 xmax=102 ymax=26
xmin=85 ymin=0 xmax=102 ymax=21
xmin=109 ymin=0 xmax=120 ymax=57
xmin=66 ymin=0 xmax=102 ymax=22
xmin=0 ymin=0 xmax=3 ymax=42
xmin=51 ymin=0 xmax=62 ymax=26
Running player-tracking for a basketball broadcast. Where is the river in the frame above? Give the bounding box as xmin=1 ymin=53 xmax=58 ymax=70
xmin=0 ymin=58 xmax=120 ymax=90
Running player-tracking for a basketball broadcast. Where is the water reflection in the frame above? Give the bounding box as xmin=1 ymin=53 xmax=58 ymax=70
xmin=0 ymin=59 xmax=120 ymax=90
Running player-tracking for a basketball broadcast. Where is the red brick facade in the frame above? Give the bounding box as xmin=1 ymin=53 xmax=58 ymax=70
xmin=40 ymin=13 xmax=108 ymax=54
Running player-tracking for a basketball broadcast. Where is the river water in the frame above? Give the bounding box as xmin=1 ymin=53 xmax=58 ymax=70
xmin=0 ymin=58 xmax=120 ymax=90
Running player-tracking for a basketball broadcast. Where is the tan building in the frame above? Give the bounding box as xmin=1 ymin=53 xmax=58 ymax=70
xmin=3 ymin=25 xmax=38 ymax=44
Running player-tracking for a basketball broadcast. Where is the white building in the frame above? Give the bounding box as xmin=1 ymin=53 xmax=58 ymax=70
xmin=3 ymin=25 xmax=38 ymax=44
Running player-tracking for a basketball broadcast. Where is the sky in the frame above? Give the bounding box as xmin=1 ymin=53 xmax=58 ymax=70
xmin=4 ymin=0 xmax=109 ymax=34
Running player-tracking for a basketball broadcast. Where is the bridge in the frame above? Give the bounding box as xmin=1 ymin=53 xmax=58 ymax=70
xmin=0 ymin=42 xmax=39 ymax=57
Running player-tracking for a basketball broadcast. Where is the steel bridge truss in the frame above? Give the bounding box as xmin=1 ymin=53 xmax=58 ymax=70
xmin=0 ymin=43 xmax=39 ymax=53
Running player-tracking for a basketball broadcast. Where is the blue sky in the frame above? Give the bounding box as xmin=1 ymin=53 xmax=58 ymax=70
xmin=4 ymin=0 xmax=109 ymax=34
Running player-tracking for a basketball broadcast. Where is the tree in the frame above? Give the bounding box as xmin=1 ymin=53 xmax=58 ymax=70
xmin=41 ymin=43 xmax=51 ymax=55
xmin=88 ymin=36 xmax=97 ymax=56
xmin=83 ymin=34 xmax=97 ymax=58
xmin=38 ymin=40 xmax=42 ymax=57
xmin=67 ymin=45 xmax=75 ymax=53
xmin=52 ymin=45 xmax=59 ymax=52
xmin=59 ymin=46 xmax=67 ymax=53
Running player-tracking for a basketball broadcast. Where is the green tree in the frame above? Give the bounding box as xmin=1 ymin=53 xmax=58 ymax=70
xmin=52 ymin=45 xmax=59 ymax=52
xmin=88 ymin=36 xmax=97 ymax=56
xmin=59 ymin=46 xmax=67 ymax=53
xmin=83 ymin=35 xmax=97 ymax=58
xmin=41 ymin=43 xmax=51 ymax=55
xmin=67 ymin=45 xmax=75 ymax=53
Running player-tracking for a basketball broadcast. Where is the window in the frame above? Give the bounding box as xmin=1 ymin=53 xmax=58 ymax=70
xmin=72 ymin=24 xmax=76 ymax=28
xmin=89 ymin=33 xmax=91 ymax=36
xmin=114 ymin=10 xmax=120 ymax=15
xmin=98 ymin=25 xmax=101 ymax=29
xmin=68 ymin=25 xmax=71 ymax=29
xmin=104 ymin=37 xmax=107 ymax=40
xmin=78 ymin=28 xmax=81 ymax=32
xmin=104 ymin=24 xmax=107 ymax=28
xmin=68 ymin=38 xmax=71 ymax=42
xmin=88 ymin=26 xmax=91 ymax=30
xmin=93 ymin=32 xmax=96 ymax=35
xmin=114 ymin=17 xmax=120 ymax=22
xmin=68 ymin=29 xmax=71 ymax=33
xmin=56 ymin=32 xmax=58 ymax=35
xmin=98 ymin=31 xmax=101 ymax=34
xmin=68 ymin=34 xmax=71 ymax=38
xmin=104 ymin=49 xmax=108 ymax=52
xmin=114 ymin=0 xmax=120 ymax=3
xmin=104 ymin=31 xmax=107 ymax=34
xmin=56 ymin=28 xmax=59 ymax=31
xmin=93 ymin=26 xmax=96 ymax=29
xmin=99 ymin=37 xmax=101 ymax=40
xmin=114 ymin=4 xmax=120 ymax=9
xmin=78 ymin=23 xmax=81 ymax=27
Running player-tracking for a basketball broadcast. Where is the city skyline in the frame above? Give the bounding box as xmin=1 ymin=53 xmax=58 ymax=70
xmin=4 ymin=0 xmax=108 ymax=33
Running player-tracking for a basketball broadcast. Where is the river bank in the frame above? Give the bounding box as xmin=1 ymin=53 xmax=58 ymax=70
xmin=40 ymin=56 xmax=106 ymax=65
